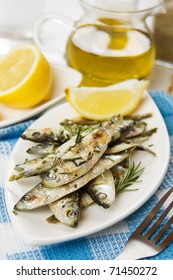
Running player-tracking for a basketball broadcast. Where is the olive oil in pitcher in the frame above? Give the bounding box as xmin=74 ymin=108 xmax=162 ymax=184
xmin=66 ymin=24 xmax=155 ymax=86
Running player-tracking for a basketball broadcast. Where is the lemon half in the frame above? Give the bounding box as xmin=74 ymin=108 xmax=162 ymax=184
xmin=65 ymin=79 xmax=148 ymax=120
xmin=0 ymin=44 xmax=53 ymax=108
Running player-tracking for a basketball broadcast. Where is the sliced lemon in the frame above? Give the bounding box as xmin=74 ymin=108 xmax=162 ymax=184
xmin=65 ymin=79 xmax=148 ymax=120
xmin=0 ymin=44 xmax=53 ymax=108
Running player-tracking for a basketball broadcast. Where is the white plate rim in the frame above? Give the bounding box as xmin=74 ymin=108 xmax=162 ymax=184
xmin=5 ymin=91 xmax=170 ymax=245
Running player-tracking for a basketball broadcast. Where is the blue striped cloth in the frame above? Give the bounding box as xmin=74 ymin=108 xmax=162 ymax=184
xmin=0 ymin=90 xmax=172 ymax=260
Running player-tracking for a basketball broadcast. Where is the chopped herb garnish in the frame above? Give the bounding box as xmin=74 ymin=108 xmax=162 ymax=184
xmin=148 ymin=144 xmax=154 ymax=147
xmin=105 ymin=155 xmax=116 ymax=162
xmin=75 ymin=127 xmax=83 ymax=143
xmin=77 ymin=160 xmax=88 ymax=166
xmin=63 ymin=156 xmax=83 ymax=162
xmin=58 ymin=172 xmax=73 ymax=175
xmin=52 ymin=168 xmax=58 ymax=172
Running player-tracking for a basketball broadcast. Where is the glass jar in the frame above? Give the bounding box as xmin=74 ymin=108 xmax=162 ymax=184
xmin=34 ymin=0 xmax=165 ymax=86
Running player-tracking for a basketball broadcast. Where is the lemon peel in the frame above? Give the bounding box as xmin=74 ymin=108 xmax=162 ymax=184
xmin=65 ymin=79 xmax=148 ymax=120
xmin=0 ymin=44 xmax=53 ymax=108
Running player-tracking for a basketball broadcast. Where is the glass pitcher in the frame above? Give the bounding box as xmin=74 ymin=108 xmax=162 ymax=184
xmin=33 ymin=0 xmax=165 ymax=86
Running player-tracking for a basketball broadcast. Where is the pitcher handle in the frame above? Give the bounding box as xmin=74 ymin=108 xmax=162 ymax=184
xmin=33 ymin=13 xmax=75 ymax=64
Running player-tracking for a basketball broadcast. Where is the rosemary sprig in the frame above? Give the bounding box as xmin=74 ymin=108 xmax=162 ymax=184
xmin=115 ymin=157 xmax=145 ymax=193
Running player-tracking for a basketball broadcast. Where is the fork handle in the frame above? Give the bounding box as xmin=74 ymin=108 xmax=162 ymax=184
xmin=115 ymin=239 xmax=157 ymax=260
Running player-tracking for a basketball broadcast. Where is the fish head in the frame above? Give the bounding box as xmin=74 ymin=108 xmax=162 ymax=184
xmin=91 ymin=184 xmax=115 ymax=209
xmin=59 ymin=202 xmax=80 ymax=228
xmin=66 ymin=207 xmax=80 ymax=227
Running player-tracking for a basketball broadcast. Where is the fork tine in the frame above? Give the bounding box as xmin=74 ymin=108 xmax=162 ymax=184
xmin=133 ymin=188 xmax=173 ymax=235
xmin=159 ymin=229 xmax=173 ymax=250
xmin=144 ymin=201 xmax=173 ymax=239
xmin=153 ymin=216 xmax=173 ymax=244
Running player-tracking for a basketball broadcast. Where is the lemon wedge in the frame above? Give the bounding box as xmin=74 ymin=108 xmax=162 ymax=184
xmin=0 ymin=44 xmax=53 ymax=108
xmin=65 ymin=79 xmax=148 ymax=120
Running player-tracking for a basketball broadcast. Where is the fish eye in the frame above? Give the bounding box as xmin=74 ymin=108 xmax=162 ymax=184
xmin=67 ymin=210 xmax=78 ymax=218
xmin=32 ymin=132 xmax=41 ymax=138
xmin=47 ymin=171 xmax=57 ymax=180
xmin=97 ymin=193 xmax=107 ymax=200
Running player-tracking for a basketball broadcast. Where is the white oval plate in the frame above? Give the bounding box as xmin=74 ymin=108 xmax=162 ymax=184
xmin=5 ymin=91 xmax=170 ymax=245
xmin=0 ymin=63 xmax=82 ymax=128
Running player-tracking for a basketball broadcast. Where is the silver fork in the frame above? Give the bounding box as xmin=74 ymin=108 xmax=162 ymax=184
xmin=115 ymin=188 xmax=173 ymax=259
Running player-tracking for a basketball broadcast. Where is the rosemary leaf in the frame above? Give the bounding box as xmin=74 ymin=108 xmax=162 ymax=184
xmin=75 ymin=126 xmax=83 ymax=143
xmin=115 ymin=157 xmax=144 ymax=193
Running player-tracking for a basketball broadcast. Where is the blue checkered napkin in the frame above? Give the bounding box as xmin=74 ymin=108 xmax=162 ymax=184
xmin=0 ymin=91 xmax=173 ymax=260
